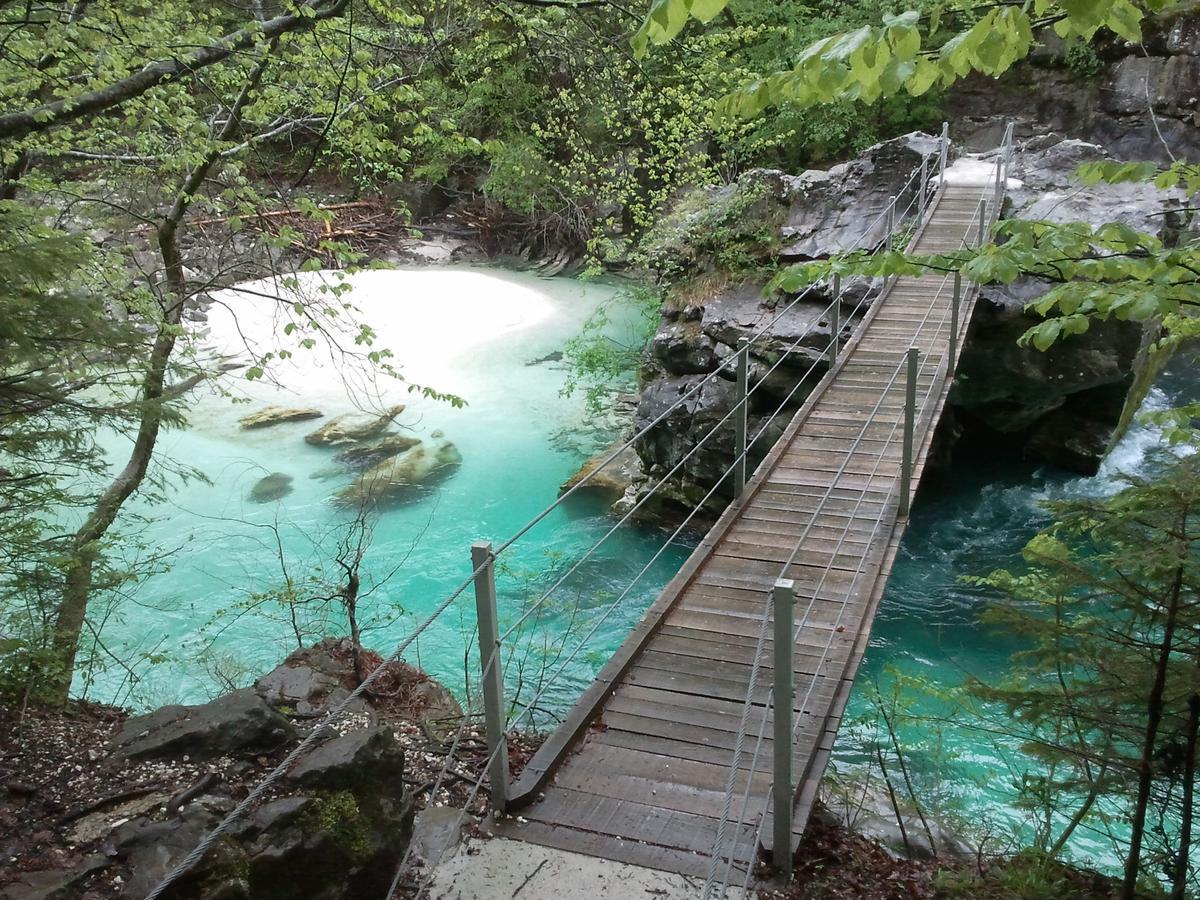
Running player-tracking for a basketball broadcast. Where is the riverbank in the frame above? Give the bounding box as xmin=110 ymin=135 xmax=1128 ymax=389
xmin=2 ymin=661 xmax=1126 ymax=900
xmin=0 ymin=639 xmax=543 ymax=899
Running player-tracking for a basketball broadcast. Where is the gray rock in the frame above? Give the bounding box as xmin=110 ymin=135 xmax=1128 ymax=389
xmin=304 ymin=405 xmax=406 ymax=447
xmin=1166 ymin=14 xmax=1200 ymax=55
xmin=238 ymin=406 xmax=323 ymax=429
xmin=249 ymin=796 xmax=311 ymax=834
xmin=780 ymin=132 xmax=942 ymax=258
xmin=0 ymin=856 xmax=107 ymax=900
xmin=409 ymin=806 xmax=466 ymax=866
xmin=821 ymin=786 xmax=974 ymax=862
xmin=255 ymin=662 xmax=341 ymax=709
xmin=110 ymin=688 xmax=296 ymax=761
xmin=946 ymin=137 xmax=1182 ymax=473
xmin=248 ymin=472 xmax=294 ymax=504
xmin=287 ymin=726 xmax=405 ymax=792
xmin=407 ymin=679 xmax=464 ymax=741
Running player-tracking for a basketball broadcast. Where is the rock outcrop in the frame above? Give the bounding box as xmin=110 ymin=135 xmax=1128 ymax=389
xmin=332 ymin=433 xmax=422 ymax=470
xmin=110 ymin=689 xmax=297 ymax=762
xmin=950 ymin=136 xmax=1185 ymax=472
xmin=947 ymin=12 xmax=1200 ymax=162
xmin=3 ymin=641 xmax=451 ymax=900
xmin=630 ymin=129 xmax=1188 ymax=520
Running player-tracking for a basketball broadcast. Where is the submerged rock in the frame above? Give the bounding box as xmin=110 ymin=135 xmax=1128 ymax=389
xmin=238 ymin=405 xmax=323 ymax=429
xmin=561 ymin=439 xmax=644 ymax=504
xmin=332 ymin=433 xmax=421 ymax=470
xmin=249 ymin=472 xmax=294 ymax=503
xmin=304 ymin=404 xmax=406 ymax=447
xmin=336 ymin=437 xmax=462 ymax=507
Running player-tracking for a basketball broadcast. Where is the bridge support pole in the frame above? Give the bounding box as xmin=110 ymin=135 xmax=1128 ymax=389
xmin=950 ymin=271 xmax=961 ymax=371
xmin=899 ymin=348 xmax=919 ymax=518
xmin=734 ymin=337 xmax=749 ymax=496
xmin=993 ymin=157 xmax=1005 ymax=215
xmin=471 ymin=540 xmax=510 ymax=815
xmin=918 ymin=156 xmax=928 ymax=222
xmin=939 ymin=122 xmax=949 ymax=188
xmin=976 ymin=198 xmax=987 ymax=248
xmin=772 ymin=578 xmax=796 ymax=877
xmin=829 ymin=274 xmax=841 ymax=367
xmin=886 ymin=196 xmax=896 ymax=250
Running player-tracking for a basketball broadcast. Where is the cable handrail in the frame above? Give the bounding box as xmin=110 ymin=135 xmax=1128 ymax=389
xmin=703 ymin=143 xmax=1007 ymax=895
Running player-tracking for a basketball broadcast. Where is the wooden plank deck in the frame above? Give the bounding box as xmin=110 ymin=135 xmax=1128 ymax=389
xmin=492 ymin=178 xmax=993 ymax=884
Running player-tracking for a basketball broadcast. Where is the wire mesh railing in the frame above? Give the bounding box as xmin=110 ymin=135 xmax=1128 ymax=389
xmin=144 ymin=125 xmax=968 ymax=900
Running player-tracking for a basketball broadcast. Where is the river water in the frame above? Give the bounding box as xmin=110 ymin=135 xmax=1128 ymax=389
xmin=86 ymin=267 xmax=1196 ymax=872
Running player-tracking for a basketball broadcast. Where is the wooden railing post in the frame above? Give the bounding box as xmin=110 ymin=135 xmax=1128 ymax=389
xmin=472 ymin=541 xmax=509 ymax=814
xmin=939 ymin=121 xmax=949 ymax=188
xmin=976 ymin=198 xmax=987 ymax=248
xmin=950 ymin=271 xmax=961 ymax=371
xmin=772 ymin=578 xmax=796 ymax=876
xmin=829 ymin=274 xmax=841 ymax=367
xmin=734 ymin=337 xmax=749 ymax=496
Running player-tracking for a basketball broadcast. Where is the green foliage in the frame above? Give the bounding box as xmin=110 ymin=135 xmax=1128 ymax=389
xmin=1062 ymin=40 xmax=1105 ymax=78
xmin=562 ymin=285 xmax=662 ymax=413
xmin=298 ymin=791 xmax=374 ymax=861
xmin=933 ymin=850 xmax=1114 ymax=899
xmin=630 ymin=1 xmax=1178 ymax=120
xmin=640 ymin=173 xmax=784 ymax=280
xmin=965 ymin=454 xmax=1200 ymax=892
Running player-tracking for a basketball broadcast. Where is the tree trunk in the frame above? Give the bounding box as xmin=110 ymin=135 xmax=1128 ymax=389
xmin=1171 ymin=693 xmax=1199 ymax=900
xmin=1123 ymin=561 xmax=1186 ymax=899
xmin=47 ymin=47 xmax=277 ymax=703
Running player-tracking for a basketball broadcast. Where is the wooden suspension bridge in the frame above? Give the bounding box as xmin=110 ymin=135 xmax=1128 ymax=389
xmin=471 ymin=130 xmax=1015 ymax=889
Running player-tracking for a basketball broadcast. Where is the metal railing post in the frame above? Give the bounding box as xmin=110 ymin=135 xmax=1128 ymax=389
xmin=886 ymin=195 xmax=896 ymax=250
xmin=772 ymin=578 xmax=796 ymax=876
xmin=993 ymin=157 xmax=1004 ymax=213
xmin=939 ymin=121 xmax=949 ymax=188
xmin=976 ymin=198 xmax=987 ymax=248
xmin=829 ymin=274 xmax=841 ymax=367
xmin=471 ymin=540 xmax=509 ymax=814
xmin=950 ymin=271 xmax=961 ymax=371
xmin=918 ymin=156 xmax=928 ymax=222
xmin=898 ymin=348 xmax=919 ymax=518
xmin=734 ymin=337 xmax=749 ymax=496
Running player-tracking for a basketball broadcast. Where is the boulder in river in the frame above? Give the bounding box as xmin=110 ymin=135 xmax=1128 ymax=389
xmin=304 ymin=404 xmax=407 ymax=447
xmin=238 ymin=405 xmax=323 ymax=429
xmin=249 ymin=472 xmax=294 ymax=503
xmin=336 ymin=437 xmax=462 ymax=507
xmin=333 ymin=433 xmax=422 ymax=470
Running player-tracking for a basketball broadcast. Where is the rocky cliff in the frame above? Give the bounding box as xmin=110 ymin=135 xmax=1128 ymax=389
xmin=948 ymin=11 xmax=1200 ymax=161
xmin=620 ymin=122 xmax=1191 ymax=521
